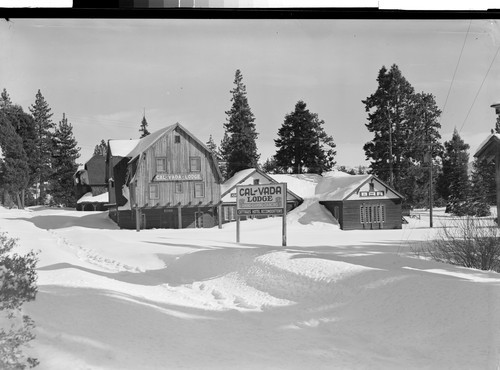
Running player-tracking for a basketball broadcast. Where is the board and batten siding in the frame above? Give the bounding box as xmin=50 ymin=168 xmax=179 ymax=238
xmin=134 ymin=127 xmax=221 ymax=207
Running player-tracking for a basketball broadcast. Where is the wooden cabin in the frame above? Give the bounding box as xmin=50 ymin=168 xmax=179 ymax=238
xmin=107 ymin=123 xmax=222 ymax=229
xmin=474 ymin=133 xmax=500 ymax=218
xmin=317 ymin=174 xmax=403 ymax=230
xmin=74 ymin=154 xmax=109 ymax=211
xmin=221 ymin=168 xmax=303 ymax=223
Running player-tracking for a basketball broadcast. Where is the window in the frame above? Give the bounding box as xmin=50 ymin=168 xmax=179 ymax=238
xmin=224 ymin=206 xmax=236 ymax=221
xmin=195 ymin=212 xmax=204 ymax=228
xmin=149 ymin=184 xmax=159 ymax=199
xmin=175 ymin=182 xmax=183 ymax=193
xmin=156 ymin=158 xmax=167 ymax=173
xmin=360 ymin=204 xmax=385 ymax=224
xmin=253 ymin=179 xmax=260 ymax=185
xmin=190 ymin=157 xmax=201 ymax=172
xmin=194 ymin=182 xmax=204 ymax=198
xmin=174 ymin=135 xmax=181 ymax=143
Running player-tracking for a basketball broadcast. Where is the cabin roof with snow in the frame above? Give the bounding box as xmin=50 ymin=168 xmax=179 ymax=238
xmin=108 ymin=139 xmax=141 ymax=158
xmin=268 ymin=174 xmax=322 ymax=199
xmin=474 ymin=133 xmax=500 ymax=162
xmin=221 ymin=168 xmax=302 ymax=202
xmin=317 ymin=174 xmax=404 ymax=201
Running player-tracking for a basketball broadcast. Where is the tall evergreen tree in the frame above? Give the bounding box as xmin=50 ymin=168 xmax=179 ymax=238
xmin=437 ymin=129 xmax=470 ymax=214
xmin=363 ymin=64 xmax=416 ymax=189
xmin=50 ymin=113 xmax=80 ymax=207
xmin=139 ymin=113 xmax=150 ymax=138
xmin=220 ymin=69 xmax=259 ymax=179
xmin=0 ymin=90 xmax=36 ymax=207
xmin=29 ymin=90 xmax=54 ymax=204
xmin=206 ymin=135 xmax=219 ymax=159
xmin=274 ymin=100 xmax=336 ymax=174
xmin=468 ymin=158 xmax=494 ymax=216
xmin=93 ymin=139 xmax=108 ymax=157
xmin=0 ymin=114 xmax=29 ymax=208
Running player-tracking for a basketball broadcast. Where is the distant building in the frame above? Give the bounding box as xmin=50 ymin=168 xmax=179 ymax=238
xmin=474 ymin=133 xmax=500 ymax=218
xmin=317 ymin=174 xmax=404 ymax=230
xmin=74 ymin=154 xmax=108 ymax=211
xmin=221 ymin=168 xmax=303 ymax=223
xmin=106 ymin=123 xmax=223 ymax=229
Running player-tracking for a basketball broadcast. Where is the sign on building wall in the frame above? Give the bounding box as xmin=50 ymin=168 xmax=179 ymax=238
xmin=236 ymin=183 xmax=287 ymax=245
xmin=154 ymin=173 xmax=202 ymax=181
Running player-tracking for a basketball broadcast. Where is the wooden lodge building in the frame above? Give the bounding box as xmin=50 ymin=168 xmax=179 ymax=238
xmin=317 ymin=174 xmax=404 ymax=230
xmin=220 ymin=168 xmax=303 ymax=223
xmin=106 ymin=123 xmax=222 ymax=229
xmin=474 ymin=133 xmax=500 ymax=219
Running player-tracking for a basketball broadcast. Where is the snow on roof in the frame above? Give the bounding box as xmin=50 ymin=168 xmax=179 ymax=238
xmin=474 ymin=133 xmax=500 ymax=157
xmin=268 ymin=174 xmax=322 ymax=199
xmin=221 ymin=169 xmax=256 ymax=195
xmin=77 ymin=192 xmax=109 ymax=204
xmin=109 ymin=139 xmax=140 ymax=157
xmin=316 ymin=174 xmax=372 ymax=201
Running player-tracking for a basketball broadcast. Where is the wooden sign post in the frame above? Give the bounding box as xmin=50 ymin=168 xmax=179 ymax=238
xmin=235 ymin=183 xmax=287 ymax=246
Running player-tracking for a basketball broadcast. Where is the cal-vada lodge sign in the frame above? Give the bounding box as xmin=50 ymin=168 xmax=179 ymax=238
xmin=236 ymin=183 xmax=287 ymax=246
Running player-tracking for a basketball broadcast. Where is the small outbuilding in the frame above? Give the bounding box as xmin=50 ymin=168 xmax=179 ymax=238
xmin=74 ymin=154 xmax=109 ymax=211
xmin=474 ymin=133 xmax=500 ymax=218
xmin=221 ymin=168 xmax=303 ymax=223
xmin=317 ymin=173 xmax=404 ymax=230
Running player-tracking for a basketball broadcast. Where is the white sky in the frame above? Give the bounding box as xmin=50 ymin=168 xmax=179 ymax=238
xmin=1 ymin=18 xmax=500 ymax=167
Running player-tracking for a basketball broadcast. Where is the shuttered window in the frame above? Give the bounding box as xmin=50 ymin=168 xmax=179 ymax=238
xmin=175 ymin=182 xmax=183 ymax=193
xmin=360 ymin=204 xmax=385 ymax=224
xmin=190 ymin=157 xmax=201 ymax=172
xmin=194 ymin=182 xmax=204 ymax=198
xmin=149 ymin=184 xmax=159 ymax=199
xmin=156 ymin=158 xmax=167 ymax=173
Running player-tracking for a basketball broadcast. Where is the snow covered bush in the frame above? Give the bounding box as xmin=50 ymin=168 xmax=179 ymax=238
xmin=426 ymin=217 xmax=500 ymax=272
xmin=0 ymin=232 xmax=38 ymax=369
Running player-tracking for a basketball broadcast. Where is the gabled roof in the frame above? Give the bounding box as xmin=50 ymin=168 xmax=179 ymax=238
xmin=474 ymin=133 xmax=500 ymax=161
xmin=317 ymin=174 xmax=404 ymax=201
xmin=108 ymin=139 xmax=140 ymax=157
xmin=221 ymin=168 xmax=302 ymax=201
xmin=125 ymin=122 xmax=223 ymax=181
xmin=126 ymin=125 xmax=175 ymax=162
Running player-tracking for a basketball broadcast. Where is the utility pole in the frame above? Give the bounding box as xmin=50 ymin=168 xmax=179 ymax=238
xmin=387 ymin=107 xmax=394 ymax=188
xmin=429 ymin=142 xmax=433 ymax=228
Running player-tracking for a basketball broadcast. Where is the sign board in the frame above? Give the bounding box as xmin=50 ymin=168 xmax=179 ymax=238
xmin=236 ymin=183 xmax=287 ymax=246
xmin=154 ymin=173 xmax=202 ymax=182
xmin=236 ymin=183 xmax=285 ymax=210
xmin=359 ymin=191 xmax=384 ymax=197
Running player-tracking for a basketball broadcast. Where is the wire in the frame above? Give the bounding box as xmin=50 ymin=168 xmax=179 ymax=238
xmin=442 ymin=19 xmax=472 ymax=119
xmin=459 ymin=39 xmax=500 ymax=132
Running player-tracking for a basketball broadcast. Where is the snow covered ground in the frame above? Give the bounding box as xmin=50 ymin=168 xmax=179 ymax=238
xmin=1 ymin=203 xmax=500 ymax=369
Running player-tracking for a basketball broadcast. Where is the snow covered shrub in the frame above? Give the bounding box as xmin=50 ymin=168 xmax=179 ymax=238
xmin=0 ymin=233 xmax=38 ymax=369
xmin=427 ymin=217 xmax=500 ymax=272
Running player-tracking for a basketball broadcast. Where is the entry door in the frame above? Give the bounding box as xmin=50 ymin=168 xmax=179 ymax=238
xmin=195 ymin=211 xmax=204 ymax=228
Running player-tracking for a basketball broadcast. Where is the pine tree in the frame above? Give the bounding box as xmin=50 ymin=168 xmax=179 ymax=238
xmin=437 ymin=129 xmax=470 ymax=215
xmin=93 ymin=139 xmax=108 ymax=157
xmin=261 ymin=156 xmax=283 ymax=174
xmin=0 ymin=88 xmax=12 ymax=109
xmin=139 ymin=113 xmax=150 ymax=138
xmin=363 ymin=64 xmax=416 ymax=189
xmin=274 ymin=100 xmax=336 ymax=174
xmin=220 ymin=69 xmax=259 ymax=179
xmin=206 ymin=135 xmax=219 ymax=159
xmin=29 ymin=90 xmax=54 ymax=204
xmin=0 ymin=114 xmax=29 ymax=208
xmin=49 ymin=113 xmax=81 ymax=207
xmin=468 ymin=158 xmax=493 ymax=216
xmin=495 ymin=115 xmax=500 ymax=134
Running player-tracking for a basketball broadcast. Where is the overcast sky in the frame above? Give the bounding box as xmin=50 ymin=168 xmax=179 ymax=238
xmin=1 ymin=18 xmax=500 ymax=168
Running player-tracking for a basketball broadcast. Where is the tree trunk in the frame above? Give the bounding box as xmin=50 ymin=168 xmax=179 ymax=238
xmin=16 ymin=192 xmax=23 ymax=209
xmin=21 ymin=189 xmax=25 ymax=209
